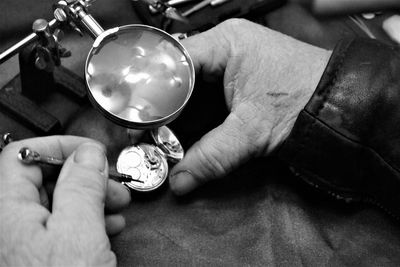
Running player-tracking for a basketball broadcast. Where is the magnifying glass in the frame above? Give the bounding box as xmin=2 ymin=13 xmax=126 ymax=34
xmin=76 ymin=8 xmax=194 ymax=191
xmin=85 ymin=24 xmax=195 ymax=129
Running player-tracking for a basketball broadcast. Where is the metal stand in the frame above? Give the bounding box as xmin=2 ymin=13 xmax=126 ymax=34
xmin=0 ymin=44 xmax=87 ymax=136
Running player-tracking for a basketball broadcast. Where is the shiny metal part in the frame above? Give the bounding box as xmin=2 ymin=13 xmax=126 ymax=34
xmin=116 ymin=144 xmax=168 ymax=192
xmin=0 ymin=0 xmax=98 ymax=65
xmin=53 ymin=0 xmax=103 ymax=38
xmin=139 ymin=0 xmax=189 ymax=23
xmin=0 ymin=133 xmax=13 ymax=152
xmin=150 ymin=0 xmax=197 ymax=14
xmin=32 ymin=19 xmax=65 ymax=71
xmin=75 ymin=5 xmax=104 ymax=38
xmin=164 ymin=6 xmax=190 ymax=23
xmin=151 ymin=126 xmax=184 ymax=163
xmin=54 ymin=7 xmax=68 ymax=22
xmin=210 ymin=0 xmax=231 ymax=6
xmin=182 ymin=0 xmax=212 ymax=16
xmin=149 ymin=0 xmax=227 ymax=14
xmin=0 ymin=19 xmax=58 ymax=64
xmin=168 ymin=0 xmax=199 ymax=5
xmin=85 ymin=24 xmax=195 ymax=129
xmin=2 ymin=133 xmax=13 ymax=145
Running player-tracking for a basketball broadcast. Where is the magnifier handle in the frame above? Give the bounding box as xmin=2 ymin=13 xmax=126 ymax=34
xmin=76 ymin=10 xmax=104 ymax=38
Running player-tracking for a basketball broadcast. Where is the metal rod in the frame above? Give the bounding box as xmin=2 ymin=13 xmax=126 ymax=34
xmin=181 ymin=0 xmax=212 ymax=17
xmin=169 ymin=0 xmax=198 ymax=6
xmin=0 ymin=19 xmax=58 ymax=65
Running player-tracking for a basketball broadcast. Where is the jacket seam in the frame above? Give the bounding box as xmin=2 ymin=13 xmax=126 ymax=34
xmin=315 ymin=45 xmax=348 ymax=118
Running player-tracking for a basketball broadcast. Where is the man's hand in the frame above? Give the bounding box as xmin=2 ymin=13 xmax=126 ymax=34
xmin=169 ymin=19 xmax=331 ymax=195
xmin=0 ymin=136 xmax=130 ymax=266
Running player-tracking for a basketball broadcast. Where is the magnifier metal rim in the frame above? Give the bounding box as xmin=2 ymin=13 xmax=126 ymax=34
xmin=84 ymin=24 xmax=195 ymax=130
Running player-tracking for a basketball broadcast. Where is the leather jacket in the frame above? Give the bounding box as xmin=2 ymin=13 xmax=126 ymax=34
xmin=279 ymin=38 xmax=400 ymax=218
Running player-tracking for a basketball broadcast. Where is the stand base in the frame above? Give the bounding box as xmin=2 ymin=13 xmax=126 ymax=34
xmin=0 ymin=65 xmax=87 ymax=139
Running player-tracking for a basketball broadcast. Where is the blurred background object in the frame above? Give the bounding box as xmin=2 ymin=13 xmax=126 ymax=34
xmin=383 ymin=15 xmax=400 ymax=44
xmin=303 ymin=0 xmax=400 ymax=15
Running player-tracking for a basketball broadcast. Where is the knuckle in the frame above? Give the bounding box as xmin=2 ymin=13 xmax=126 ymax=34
xmin=62 ymin=166 xmax=106 ymax=198
xmin=219 ymin=18 xmax=249 ymax=30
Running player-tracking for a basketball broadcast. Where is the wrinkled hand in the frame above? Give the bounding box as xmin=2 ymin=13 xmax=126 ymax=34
xmin=169 ymin=19 xmax=331 ymax=195
xmin=0 ymin=136 xmax=130 ymax=266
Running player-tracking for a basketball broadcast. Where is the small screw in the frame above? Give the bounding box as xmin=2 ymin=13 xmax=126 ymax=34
xmin=35 ymin=56 xmax=48 ymax=70
xmin=32 ymin=19 xmax=49 ymax=34
xmin=53 ymin=29 xmax=64 ymax=42
xmin=54 ymin=8 xmax=68 ymax=22
xmin=3 ymin=133 xmax=13 ymax=145
xmin=141 ymin=146 xmax=161 ymax=170
xmin=164 ymin=141 xmax=182 ymax=152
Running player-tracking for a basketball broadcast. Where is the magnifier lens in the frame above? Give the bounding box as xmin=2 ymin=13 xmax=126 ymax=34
xmin=85 ymin=25 xmax=195 ymax=129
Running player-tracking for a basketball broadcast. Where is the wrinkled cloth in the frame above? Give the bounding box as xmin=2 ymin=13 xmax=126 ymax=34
xmin=111 ymin=77 xmax=400 ymax=266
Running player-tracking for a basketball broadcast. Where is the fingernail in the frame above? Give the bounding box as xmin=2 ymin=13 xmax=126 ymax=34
xmin=74 ymin=142 xmax=106 ymax=172
xmin=169 ymin=170 xmax=198 ymax=195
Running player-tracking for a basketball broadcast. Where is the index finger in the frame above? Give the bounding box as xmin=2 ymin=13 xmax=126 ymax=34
xmin=180 ymin=23 xmax=230 ymax=78
xmin=0 ymin=135 xmax=97 ymax=203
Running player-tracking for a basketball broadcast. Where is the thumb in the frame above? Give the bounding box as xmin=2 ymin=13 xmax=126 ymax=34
xmin=51 ymin=142 xmax=108 ymax=228
xmin=169 ymin=113 xmax=254 ymax=195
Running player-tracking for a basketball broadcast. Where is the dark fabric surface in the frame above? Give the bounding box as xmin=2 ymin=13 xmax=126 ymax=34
xmin=2 ymin=1 xmax=400 ymax=266
xmin=111 ymin=78 xmax=400 ymax=266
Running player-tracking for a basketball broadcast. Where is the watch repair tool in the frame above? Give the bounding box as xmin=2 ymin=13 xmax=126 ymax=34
xmin=17 ymin=147 xmax=142 ymax=183
xmin=18 ymin=147 xmax=65 ymax=165
xmin=148 ymin=0 xmax=198 ymax=14
xmin=0 ymin=20 xmax=59 ymax=65
xmin=116 ymin=125 xmax=184 ymax=192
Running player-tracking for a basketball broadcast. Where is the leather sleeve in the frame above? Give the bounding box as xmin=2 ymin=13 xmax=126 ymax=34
xmin=278 ymin=38 xmax=400 ymax=218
